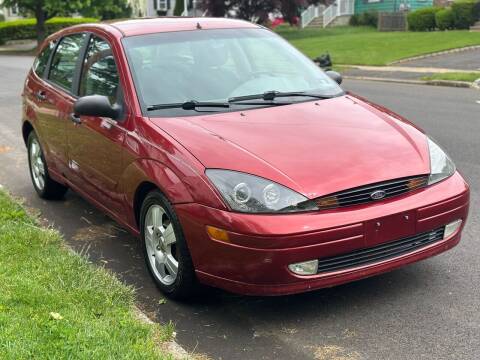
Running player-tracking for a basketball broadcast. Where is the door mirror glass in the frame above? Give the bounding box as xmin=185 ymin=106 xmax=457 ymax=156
xmin=325 ymin=70 xmax=343 ymax=85
xmin=74 ymin=95 xmax=121 ymax=120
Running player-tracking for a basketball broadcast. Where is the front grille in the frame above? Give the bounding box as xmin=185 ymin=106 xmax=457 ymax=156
xmin=316 ymin=227 xmax=445 ymax=274
xmin=314 ymin=176 xmax=428 ymax=210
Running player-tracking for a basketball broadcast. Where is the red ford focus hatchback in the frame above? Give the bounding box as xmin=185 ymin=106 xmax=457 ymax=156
xmin=22 ymin=17 xmax=469 ymax=299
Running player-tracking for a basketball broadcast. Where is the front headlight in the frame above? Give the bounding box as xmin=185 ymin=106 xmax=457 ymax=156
xmin=206 ymin=169 xmax=318 ymax=213
xmin=427 ymin=137 xmax=455 ymax=185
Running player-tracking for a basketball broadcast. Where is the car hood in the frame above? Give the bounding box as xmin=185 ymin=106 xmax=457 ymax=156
xmin=149 ymin=95 xmax=430 ymax=199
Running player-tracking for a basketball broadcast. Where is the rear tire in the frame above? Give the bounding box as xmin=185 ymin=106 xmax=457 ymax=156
xmin=140 ymin=190 xmax=199 ymax=300
xmin=27 ymin=132 xmax=68 ymax=200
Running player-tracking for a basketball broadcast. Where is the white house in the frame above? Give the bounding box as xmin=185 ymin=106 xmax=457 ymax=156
xmin=0 ymin=2 xmax=21 ymax=21
xmin=129 ymin=0 xmax=177 ymax=17
xmin=129 ymin=0 xmax=204 ymax=18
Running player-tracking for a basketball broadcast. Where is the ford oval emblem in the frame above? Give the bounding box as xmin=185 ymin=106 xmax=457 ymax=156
xmin=370 ymin=190 xmax=386 ymax=200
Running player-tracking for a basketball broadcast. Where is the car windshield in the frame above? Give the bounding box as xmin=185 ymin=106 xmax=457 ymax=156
xmin=122 ymin=28 xmax=343 ymax=116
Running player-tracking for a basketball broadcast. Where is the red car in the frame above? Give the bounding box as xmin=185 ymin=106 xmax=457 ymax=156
xmin=22 ymin=18 xmax=469 ymax=299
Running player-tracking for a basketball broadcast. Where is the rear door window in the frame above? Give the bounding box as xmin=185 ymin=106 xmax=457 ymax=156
xmin=48 ymin=33 xmax=87 ymax=92
xmin=33 ymin=41 xmax=56 ymax=78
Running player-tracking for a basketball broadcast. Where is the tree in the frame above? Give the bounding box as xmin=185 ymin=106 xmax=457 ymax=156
xmin=80 ymin=0 xmax=132 ymax=20
xmin=203 ymin=0 xmax=325 ymax=25
xmin=204 ymin=0 xmax=227 ymax=17
xmin=3 ymin=0 xmax=83 ymax=44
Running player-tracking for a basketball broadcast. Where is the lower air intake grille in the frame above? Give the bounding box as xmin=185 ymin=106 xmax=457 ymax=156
xmin=317 ymin=227 xmax=445 ymax=274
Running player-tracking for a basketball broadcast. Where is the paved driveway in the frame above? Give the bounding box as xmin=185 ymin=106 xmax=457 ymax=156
xmin=0 ymin=55 xmax=479 ymax=360
xmin=397 ymin=48 xmax=480 ymax=71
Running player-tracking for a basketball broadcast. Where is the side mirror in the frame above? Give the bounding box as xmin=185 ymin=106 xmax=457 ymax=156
xmin=325 ymin=70 xmax=343 ymax=85
xmin=74 ymin=95 xmax=122 ymax=120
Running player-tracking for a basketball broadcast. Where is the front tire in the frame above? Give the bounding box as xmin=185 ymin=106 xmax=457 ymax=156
xmin=27 ymin=132 xmax=68 ymax=200
xmin=140 ymin=190 xmax=199 ymax=300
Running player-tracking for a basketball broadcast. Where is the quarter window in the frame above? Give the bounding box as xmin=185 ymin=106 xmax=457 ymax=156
xmin=79 ymin=36 xmax=119 ymax=103
xmin=49 ymin=33 xmax=87 ymax=91
xmin=33 ymin=41 xmax=55 ymax=78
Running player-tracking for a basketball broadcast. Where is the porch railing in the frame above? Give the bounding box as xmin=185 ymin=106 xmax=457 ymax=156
xmin=322 ymin=0 xmax=355 ymax=27
xmin=300 ymin=4 xmax=321 ymax=28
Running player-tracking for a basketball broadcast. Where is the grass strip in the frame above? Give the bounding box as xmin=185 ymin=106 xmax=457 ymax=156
xmin=421 ymin=72 xmax=480 ymax=82
xmin=0 ymin=190 xmax=173 ymax=360
xmin=276 ymin=26 xmax=480 ymax=66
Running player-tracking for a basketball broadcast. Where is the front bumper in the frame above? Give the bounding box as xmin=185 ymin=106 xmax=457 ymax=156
xmin=175 ymin=172 xmax=469 ymax=296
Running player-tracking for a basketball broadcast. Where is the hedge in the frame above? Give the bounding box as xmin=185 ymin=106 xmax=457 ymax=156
xmin=451 ymin=0 xmax=478 ymax=29
xmin=435 ymin=8 xmax=455 ymax=30
xmin=0 ymin=17 xmax=98 ymax=44
xmin=408 ymin=7 xmax=441 ymax=31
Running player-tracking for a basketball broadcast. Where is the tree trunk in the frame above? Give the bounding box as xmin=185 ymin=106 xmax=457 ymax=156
xmin=35 ymin=3 xmax=47 ymax=47
xmin=207 ymin=0 xmax=226 ymax=17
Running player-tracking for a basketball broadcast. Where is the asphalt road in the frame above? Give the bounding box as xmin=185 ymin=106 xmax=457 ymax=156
xmin=397 ymin=48 xmax=480 ymax=71
xmin=0 ymin=55 xmax=479 ymax=360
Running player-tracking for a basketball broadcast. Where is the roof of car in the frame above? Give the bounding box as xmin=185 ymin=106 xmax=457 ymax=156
xmin=105 ymin=17 xmax=260 ymax=37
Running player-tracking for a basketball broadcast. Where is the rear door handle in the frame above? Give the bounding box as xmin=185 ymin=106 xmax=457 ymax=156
xmin=70 ymin=113 xmax=82 ymax=125
xmin=36 ymin=90 xmax=47 ymax=101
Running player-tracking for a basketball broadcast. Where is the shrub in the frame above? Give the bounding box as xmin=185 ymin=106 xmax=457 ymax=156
xmin=474 ymin=1 xmax=480 ymax=21
xmin=174 ymin=0 xmax=184 ymax=16
xmin=361 ymin=11 xmax=379 ymax=27
xmin=0 ymin=17 xmax=98 ymax=44
xmin=436 ymin=8 xmax=455 ymax=30
xmin=349 ymin=14 xmax=360 ymax=26
xmin=349 ymin=11 xmax=378 ymax=27
xmin=408 ymin=7 xmax=441 ymax=31
xmin=451 ymin=0 xmax=477 ymax=29
xmin=0 ymin=13 xmax=5 ymax=22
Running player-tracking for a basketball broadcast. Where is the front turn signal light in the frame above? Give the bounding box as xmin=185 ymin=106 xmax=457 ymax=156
xmin=206 ymin=226 xmax=230 ymax=243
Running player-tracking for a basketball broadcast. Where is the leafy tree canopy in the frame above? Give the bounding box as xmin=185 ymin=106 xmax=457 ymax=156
xmin=3 ymin=0 xmax=130 ymax=44
xmin=203 ymin=0 xmax=324 ymax=25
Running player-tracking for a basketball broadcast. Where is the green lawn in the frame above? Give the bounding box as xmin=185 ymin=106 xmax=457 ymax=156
xmin=421 ymin=72 xmax=480 ymax=82
xmin=276 ymin=26 xmax=480 ymax=66
xmin=0 ymin=190 xmax=172 ymax=359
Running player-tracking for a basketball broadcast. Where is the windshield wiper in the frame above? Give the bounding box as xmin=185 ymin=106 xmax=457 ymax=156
xmin=147 ymin=100 xmax=230 ymax=111
xmin=229 ymin=91 xmax=335 ymax=103
xmin=147 ymin=99 xmax=291 ymax=112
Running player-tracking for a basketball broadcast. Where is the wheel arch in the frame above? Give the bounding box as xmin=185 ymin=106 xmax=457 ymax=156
xmin=120 ymin=158 xmax=196 ymax=229
xmin=133 ymin=181 xmax=160 ymax=228
xmin=22 ymin=120 xmax=34 ymax=146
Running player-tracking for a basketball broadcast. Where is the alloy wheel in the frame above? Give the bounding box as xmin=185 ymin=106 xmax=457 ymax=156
xmin=29 ymin=137 xmax=46 ymax=191
xmin=144 ymin=204 xmax=179 ymax=286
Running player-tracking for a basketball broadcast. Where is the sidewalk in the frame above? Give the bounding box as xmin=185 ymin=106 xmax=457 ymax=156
xmin=0 ymin=40 xmax=36 ymax=54
xmin=340 ymin=47 xmax=480 ymax=89
xmin=341 ymin=65 xmax=480 ymax=89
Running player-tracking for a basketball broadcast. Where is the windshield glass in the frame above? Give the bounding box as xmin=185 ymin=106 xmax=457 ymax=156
xmin=122 ymin=28 xmax=343 ymax=116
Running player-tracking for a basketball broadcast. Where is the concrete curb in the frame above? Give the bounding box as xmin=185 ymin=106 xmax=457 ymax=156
xmin=134 ymin=305 xmax=197 ymax=360
xmin=388 ymin=45 xmax=480 ymax=65
xmin=344 ymin=75 xmax=477 ymax=89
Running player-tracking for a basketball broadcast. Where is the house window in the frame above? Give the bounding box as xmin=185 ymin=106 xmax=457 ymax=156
xmin=155 ymin=0 xmax=169 ymax=11
xmin=9 ymin=5 xmax=19 ymax=15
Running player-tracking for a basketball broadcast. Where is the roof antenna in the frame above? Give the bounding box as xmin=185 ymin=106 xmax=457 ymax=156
xmin=196 ymin=22 xmax=202 ymax=30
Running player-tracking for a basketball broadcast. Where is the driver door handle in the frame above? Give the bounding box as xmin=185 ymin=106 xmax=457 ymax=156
xmin=70 ymin=113 xmax=82 ymax=125
xmin=36 ymin=90 xmax=47 ymax=101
